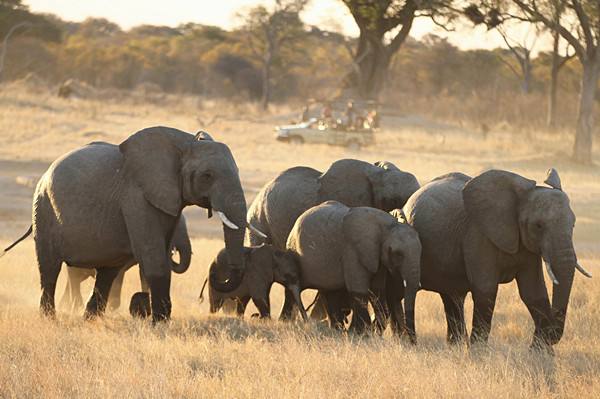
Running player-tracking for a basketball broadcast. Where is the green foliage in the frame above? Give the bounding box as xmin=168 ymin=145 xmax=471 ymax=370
xmin=0 ymin=0 xmax=61 ymax=42
xmin=0 ymin=4 xmax=586 ymax=114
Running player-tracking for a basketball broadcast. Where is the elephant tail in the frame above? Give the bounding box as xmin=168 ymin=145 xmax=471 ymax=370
xmin=1 ymin=225 xmax=32 ymax=258
xmin=198 ymin=277 xmax=208 ymax=304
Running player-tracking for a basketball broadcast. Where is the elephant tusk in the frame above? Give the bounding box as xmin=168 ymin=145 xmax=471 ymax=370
xmin=403 ymin=280 xmax=407 ymax=288
xmin=576 ymin=262 xmax=592 ymax=278
xmin=247 ymin=223 xmax=267 ymax=239
xmin=216 ymin=211 xmax=239 ymax=230
xmin=543 ymin=258 xmax=559 ymax=285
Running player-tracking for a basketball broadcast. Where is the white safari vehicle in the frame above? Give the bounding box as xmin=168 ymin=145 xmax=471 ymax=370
xmin=275 ymin=118 xmax=375 ymax=151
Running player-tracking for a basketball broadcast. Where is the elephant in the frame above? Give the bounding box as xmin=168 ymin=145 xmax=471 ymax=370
xmin=246 ymin=158 xmax=420 ymax=320
xmin=280 ymin=201 xmax=422 ymax=337
xmin=403 ymin=168 xmax=592 ymax=348
xmin=59 ymin=216 xmax=192 ymax=315
xmin=2 ymin=127 xmax=255 ymax=322
xmin=198 ymin=244 xmax=305 ymax=319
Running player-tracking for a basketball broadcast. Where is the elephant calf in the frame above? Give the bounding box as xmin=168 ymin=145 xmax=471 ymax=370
xmin=281 ymin=200 xmax=422 ymax=338
xmin=200 ymin=244 xmax=305 ymax=319
xmin=60 ymin=216 xmax=192 ymax=316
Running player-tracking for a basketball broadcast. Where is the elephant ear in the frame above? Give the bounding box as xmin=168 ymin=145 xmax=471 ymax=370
xmin=195 ymin=130 xmax=214 ymax=141
xmin=463 ymin=170 xmax=536 ymax=254
xmin=342 ymin=209 xmax=380 ymax=274
xmin=374 ymin=160 xmax=400 ymax=171
xmin=544 ymin=168 xmax=562 ymax=191
xmin=120 ymin=127 xmax=190 ymax=216
xmin=365 ymin=167 xmax=387 ymax=209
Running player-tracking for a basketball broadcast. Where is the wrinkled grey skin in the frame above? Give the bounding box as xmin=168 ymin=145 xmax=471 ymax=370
xmin=246 ymin=159 xmax=420 ymax=320
xmin=404 ymin=169 xmax=588 ymax=349
xmin=59 ymin=216 xmax=192 ymax=314
xmin=281 ymin=201 xmax=421 ymax=336
xmin=199 ymin=244 xmax=303 ymax=319
xmin=5 ymin=127 xmax=247 ymax=322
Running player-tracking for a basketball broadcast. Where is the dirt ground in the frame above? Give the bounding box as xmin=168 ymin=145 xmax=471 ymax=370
xmin=1 ymin=83 xmax=599 ymax=398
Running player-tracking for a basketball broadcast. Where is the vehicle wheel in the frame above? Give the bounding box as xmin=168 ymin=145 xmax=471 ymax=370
xmin=290 ymin=136 xmax=304 ymax=145
xmin=347 ymin=141 xmax=360 ymax=152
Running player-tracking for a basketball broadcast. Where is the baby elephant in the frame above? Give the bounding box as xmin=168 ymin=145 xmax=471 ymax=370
xmin=281 ymin=200 xmax=422 ymax=337
xmin=199 ymin=244 xmax=306 ymax=319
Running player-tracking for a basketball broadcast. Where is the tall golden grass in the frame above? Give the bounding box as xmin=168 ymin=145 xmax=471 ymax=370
xmin=0 ymin=83 xmax=599 ymax=398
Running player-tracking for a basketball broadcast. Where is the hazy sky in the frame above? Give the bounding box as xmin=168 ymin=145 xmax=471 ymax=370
xmin=24 ymin=0 xmax=538 ymax=51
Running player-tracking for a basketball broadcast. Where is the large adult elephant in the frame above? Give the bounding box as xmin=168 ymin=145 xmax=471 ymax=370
xmin=2 ymin=127 xmax=251 ymax=322
xmin=246 ymin=158 xmax=420 ymax=320
xmin=60 ymin=216 xmax=192 ymax=314
xmin=404 ymin=169 xmax=591 ymax=348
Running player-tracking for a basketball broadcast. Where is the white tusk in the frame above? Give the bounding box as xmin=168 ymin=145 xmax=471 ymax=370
xmin=216 ymin=211 xmax=239 ymax=230
xmin=543 ymin=258 xmax=559 ymax=285
xmin=576 ymin=262 xmax=592 ymax=278
xmin=403 ymin=280 xmax=407 ymax=288
xmin=248 ymin=223 xmax=267 ymax=239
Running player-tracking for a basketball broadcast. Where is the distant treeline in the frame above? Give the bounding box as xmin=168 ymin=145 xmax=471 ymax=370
xmin=0 ymin=10 xmax=585 ymax=129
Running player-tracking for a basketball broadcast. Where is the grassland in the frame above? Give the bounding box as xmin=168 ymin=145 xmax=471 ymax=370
xmin=0 ymin=83 xmax=599 ymax=398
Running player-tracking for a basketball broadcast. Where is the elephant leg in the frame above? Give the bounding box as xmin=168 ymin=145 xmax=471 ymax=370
xmin=441 ymin=293 xmax=467 ymax=344
xmin=139 ymin=267 xmax=149 ymax=293
xmin=58 ymin=273 xmax=72 ymax=311
xmin=70 ymin=273 xmax=85 ymax=313
xmin=308 ymin=292 xmax=328 ymax=322
xmin=107 ymin=267 xmax=126 ymax=311
xmin=348 ymin=292 xmax=371 ymax=334
xmin=370 ymin=268 xmax=390 ymax=335
xmin=84 ymin=267 xmax=121 ymax=319
xmin=36 ymin=242 xmax=62 ymax=318
xmin=221 ymin=299 xmax=238 ymax=314
xmin=279 ymin=288 xmax=298 ymax=321
xmin=236 ymin=296 xmax=251 ymax=317
xmin=516 ymin=259 xmax=554 ymax=349
xmin=252 ymin=296 xmax=271 ymax=319
xmin=470 ymin=285 xmax=498 ymax=345
xmin=209 ymin=288 xmax=224 ymax=313
xmin=323 ymin=290 xmax=347 ymax=330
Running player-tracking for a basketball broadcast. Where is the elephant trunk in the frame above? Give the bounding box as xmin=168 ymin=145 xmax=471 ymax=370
xmin=401 ymin=252 xmax=420 ymax=344
xmin=209 ymin=188 xmax=247 ymax=293
xmin=170 ymin=218 xmax=192 ymax=274
xmin=289 ymin=284 xmax=308 ymax=321
xmin=546 ymin=243 xmax=576 ymax=345
xmin=404 ymin=286 xmax=418 ymax=344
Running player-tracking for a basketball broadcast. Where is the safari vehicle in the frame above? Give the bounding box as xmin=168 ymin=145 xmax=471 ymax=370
xmin=275 ymin=118 xmax=375 ymax=151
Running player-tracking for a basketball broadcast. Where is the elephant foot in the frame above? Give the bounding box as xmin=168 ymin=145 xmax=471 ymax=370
xmin=129 ymin=292 xmax=151 ymax=319
xmin=39 ymin=304 xmax=57 ymax=319
xmin=84 ymin=295 xmax=107 ymax=320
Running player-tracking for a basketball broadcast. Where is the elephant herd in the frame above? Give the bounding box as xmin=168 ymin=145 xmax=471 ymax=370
xmin=1 ymin=125 xmax=592 ymax=350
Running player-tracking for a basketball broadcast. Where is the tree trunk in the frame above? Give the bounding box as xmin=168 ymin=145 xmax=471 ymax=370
xmin=572 ymin=58 xmax=599 ymax=164
xmin=547 ymin=29 xmax=560 ymax=129
xmin=343 ymin=34 xmax=392 ymax=100
xmin=261 ymin=60 xmax=271 ymax=110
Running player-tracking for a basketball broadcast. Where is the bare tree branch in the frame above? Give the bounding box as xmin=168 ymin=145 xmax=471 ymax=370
xmin=0 ymin=21 xmax=32 ymax=79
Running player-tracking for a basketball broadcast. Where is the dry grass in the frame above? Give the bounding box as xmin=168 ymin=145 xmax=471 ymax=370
xmin=1 ymin=83 xmax=599 ymax=398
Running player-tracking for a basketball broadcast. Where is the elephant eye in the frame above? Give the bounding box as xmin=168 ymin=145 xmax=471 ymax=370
xmin=199 ymin=171 xmax=213 ymax=181
xmin=535 ymin=221 xmax=544 ymax=230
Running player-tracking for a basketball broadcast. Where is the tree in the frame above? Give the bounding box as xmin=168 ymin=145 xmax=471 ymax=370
xmin=239 ymin=0 xmax=308 ymax=109
xmin=495 ymin=25 xmax=538 ymax=94
xmin=340 ymin=0 xmax=458 ymax=100
xmin=470 ymin=1 xmax=600 ymax=164
xmin=545 ymin=2 xmax=575 ymax=128
xmin=0 ymin=0 xmax=60 ymax=81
